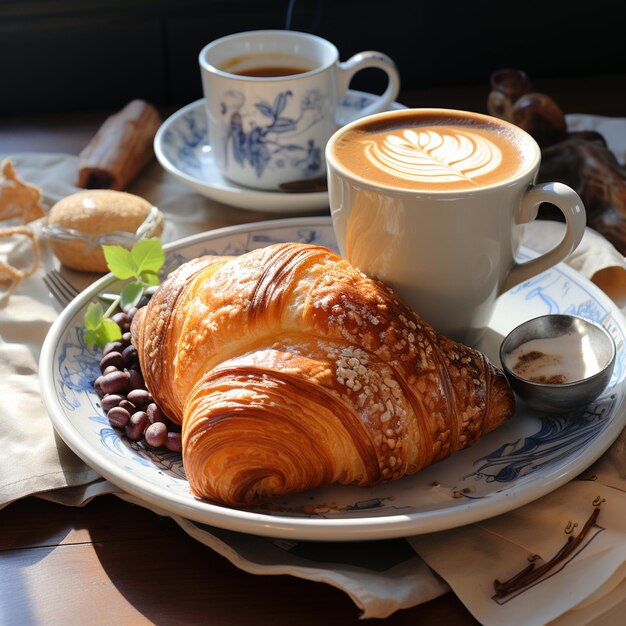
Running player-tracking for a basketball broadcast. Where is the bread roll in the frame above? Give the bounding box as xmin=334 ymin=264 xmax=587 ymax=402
xmin=45 ymin=189 xmax=164 ymax=272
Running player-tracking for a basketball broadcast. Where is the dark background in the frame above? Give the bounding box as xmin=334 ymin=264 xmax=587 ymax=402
xmin=1 ymin=0 xmax=625 ymax=117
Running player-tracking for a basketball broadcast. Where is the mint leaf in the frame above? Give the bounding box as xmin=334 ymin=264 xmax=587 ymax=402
xmin=84 ymin=302 xmax=104 ymax=330
xmin=139 ymin=270 xmax=160 ymax=287
xmin=120 ymin=282 xmax=144 ymax=310
xmin=83 ymin=329 xmax=101 ymax=348
xmin=84 ymin=238 xmax=165 ymax=349
xmin=103 ymin=245 xmax=137 ymax=280
xmin=131 ymin=238 xmax=165 ymax=276
xmin=100 ymin=318 xmax=123 ymax=343
xmin=83 ymin=306 xmax=122 ymax=349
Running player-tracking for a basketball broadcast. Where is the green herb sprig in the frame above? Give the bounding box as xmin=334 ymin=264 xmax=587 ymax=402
xmin=83 ymin=238 xmax=165 ymax=349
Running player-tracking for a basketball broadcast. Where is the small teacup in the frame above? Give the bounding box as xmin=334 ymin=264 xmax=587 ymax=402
xmin=199 ymin=29 xmax=400 ymax=191
xmin=326 ymin=108 xmax=587 ymax=345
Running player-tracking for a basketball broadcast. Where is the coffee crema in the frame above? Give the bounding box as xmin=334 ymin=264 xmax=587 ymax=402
xmin=333 ymin=111 xmax=530 ymax=191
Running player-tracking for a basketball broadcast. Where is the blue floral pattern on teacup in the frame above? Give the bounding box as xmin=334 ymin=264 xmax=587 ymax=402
xmin=221 ymin=89 xmax=326 ymax=179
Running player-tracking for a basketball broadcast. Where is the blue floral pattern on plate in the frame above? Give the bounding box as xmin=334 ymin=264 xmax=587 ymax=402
xmin=39 ymin=217 xmax=626 ymax=540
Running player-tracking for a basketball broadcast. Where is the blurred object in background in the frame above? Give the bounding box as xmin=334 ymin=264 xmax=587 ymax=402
xmin=77 ymin=100 xmax=162 ymax=191
xmin=488 ymin=68 xmax=567 ymax=148
xmin=488 ymin=67 xmax=626 ymax=256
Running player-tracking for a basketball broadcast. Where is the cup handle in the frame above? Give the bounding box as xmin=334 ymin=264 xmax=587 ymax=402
xmin=335 ymin=51 xmax=401 ymax=125
xmin=501 ymin=182 xmax=586 ymax=293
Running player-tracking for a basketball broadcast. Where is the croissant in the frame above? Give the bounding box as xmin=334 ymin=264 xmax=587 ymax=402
xmin=131 ymin=242 xmax=515 ymax=506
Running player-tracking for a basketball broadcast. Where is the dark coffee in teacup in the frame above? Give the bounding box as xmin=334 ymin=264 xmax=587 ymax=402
xmin=331 ymin=109 xmax=533 ymax=191
xmin=219 ymin=52 xmax=316 ymax=77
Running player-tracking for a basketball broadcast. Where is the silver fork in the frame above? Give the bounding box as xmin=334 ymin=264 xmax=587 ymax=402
xmin=43 ymin=269 xmax=80 ymax=307
xmin=43 ymin=268 xmax=118 ymax=308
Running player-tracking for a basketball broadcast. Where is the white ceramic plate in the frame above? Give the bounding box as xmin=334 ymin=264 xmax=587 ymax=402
xmin=40 ymin=217 xmax=626 ymax=541
xmin=153 ymin=91 xmax=405 ymax=213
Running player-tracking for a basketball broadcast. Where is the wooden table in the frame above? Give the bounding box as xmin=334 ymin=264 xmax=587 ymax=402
xmin=1 ymin=495 xmax=475 ymax=625
xmin=2 ymin=75 xmax=625 ymax=625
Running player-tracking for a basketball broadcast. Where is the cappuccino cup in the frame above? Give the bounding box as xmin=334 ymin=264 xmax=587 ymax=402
xmin=326 ymin=108 xmax=586 ymax=345
xmin=199 ymin=30 xmax=400 ymax=191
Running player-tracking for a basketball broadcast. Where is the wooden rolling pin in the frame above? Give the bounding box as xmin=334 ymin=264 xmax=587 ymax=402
xmin=77 ymin=99 xmax=162 ymax=191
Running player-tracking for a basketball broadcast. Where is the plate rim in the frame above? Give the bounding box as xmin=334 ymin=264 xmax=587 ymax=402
xmin=39 ymin=216 xmax=626 ymax=541
xmin=153 ymin=91 xmax=407 ymax=213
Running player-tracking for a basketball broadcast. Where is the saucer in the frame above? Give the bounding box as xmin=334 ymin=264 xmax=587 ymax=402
xmin=154 ymin=90 xmax=406 ymax=213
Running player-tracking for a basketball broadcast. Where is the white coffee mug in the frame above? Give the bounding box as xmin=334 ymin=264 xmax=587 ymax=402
xmin=326 ymin=108 xmax=587 ymax=345
xmin=199 ymin=30 xmax=400 ymax=191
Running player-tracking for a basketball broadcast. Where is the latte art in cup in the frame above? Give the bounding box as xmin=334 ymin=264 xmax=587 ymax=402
xmin=363 ymin=127 xmax=503 ymax=186
xmin=332 ymin=110 xmax=529 ymax=191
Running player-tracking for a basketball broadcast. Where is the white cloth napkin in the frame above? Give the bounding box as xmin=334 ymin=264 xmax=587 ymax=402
xmin=2 ymin=130 xmax=626 ymax=621
xmin=409 ymin=454 xmax=626 ymax=625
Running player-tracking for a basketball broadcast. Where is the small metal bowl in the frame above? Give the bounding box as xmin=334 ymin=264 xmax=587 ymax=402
xmin=500 ymin=314 xmax=616 ymax=413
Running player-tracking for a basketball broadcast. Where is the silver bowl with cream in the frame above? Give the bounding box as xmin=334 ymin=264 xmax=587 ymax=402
xmin=499 ymin=314 xmax=616 ymax=413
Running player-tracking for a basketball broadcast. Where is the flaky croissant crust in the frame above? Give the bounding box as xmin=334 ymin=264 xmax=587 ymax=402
xmin=131 ymin=243 xmax=515 ymax=506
